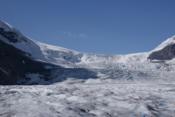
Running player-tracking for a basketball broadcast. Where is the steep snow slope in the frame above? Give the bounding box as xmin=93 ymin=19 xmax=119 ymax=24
xmin=37 ymin=41 xmax=83 ymax=68
xmin=0 ymin=20 xmax=45 ymax=60
xmin=0 ymin=20 xmax=13 ymax=31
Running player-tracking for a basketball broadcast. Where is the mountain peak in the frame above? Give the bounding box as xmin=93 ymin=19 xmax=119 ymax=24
xmin=148 ymin=36 xmax=175 ymax=61
xmin=153 ymin=35 xmax=175 ymax=52
xmin=0 ymin=20 xmax=13 ymax=31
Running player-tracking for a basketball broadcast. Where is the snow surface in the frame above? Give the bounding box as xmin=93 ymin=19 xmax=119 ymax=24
xmin=36 ymin=41 xmax=82 ymax=68
xmin=1 ymin=82 xmax=175 ymax=117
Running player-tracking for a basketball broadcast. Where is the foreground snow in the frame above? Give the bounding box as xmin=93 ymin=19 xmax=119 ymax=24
xmin=1 ymin=81 xmax=175 ymax=117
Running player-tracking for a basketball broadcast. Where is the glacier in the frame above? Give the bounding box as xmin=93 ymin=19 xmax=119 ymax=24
xmin=0 ymin=20 xmax=175 ymax=117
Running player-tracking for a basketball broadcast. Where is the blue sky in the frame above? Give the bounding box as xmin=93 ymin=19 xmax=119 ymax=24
xmin=0 ymin=0 xmax=175 ymax=54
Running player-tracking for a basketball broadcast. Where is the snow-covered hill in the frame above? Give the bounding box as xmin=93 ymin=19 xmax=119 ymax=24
xmin=1 ymin=20 xmax=175 ymax=116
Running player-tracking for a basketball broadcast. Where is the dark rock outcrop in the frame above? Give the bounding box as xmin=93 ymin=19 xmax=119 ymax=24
xmin=0 ymin=38 xmax=56 ymax=85
xmin=148 ymin=43 xmax=175 ymax=61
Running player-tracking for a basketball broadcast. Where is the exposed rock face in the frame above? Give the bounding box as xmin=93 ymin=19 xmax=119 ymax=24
xmin=0 ymin=39 xmax=55 ymax=85
xmin=148 ymin=43 xmax=175 ymax=60
xmin=0 ymin=20 xmax=58 ymax=84
xmin=0 ymin=28 xmax=19 ymax=43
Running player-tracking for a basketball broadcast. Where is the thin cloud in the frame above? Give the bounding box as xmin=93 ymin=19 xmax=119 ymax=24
xmin=62 ymin=31 xmax=88 ymax=40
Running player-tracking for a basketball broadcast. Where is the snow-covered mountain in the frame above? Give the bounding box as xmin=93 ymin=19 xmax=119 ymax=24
xmin=1 ymin=20 xmax=175 ymax=84
xmin=1 ymin=20 xmax=175 ymax=117
xmin=0 ymin=20 xmax=97 ymax=85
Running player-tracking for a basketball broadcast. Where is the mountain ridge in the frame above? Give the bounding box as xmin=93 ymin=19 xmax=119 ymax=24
xmin=0 ymin=20 xmax=175 ymax=85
